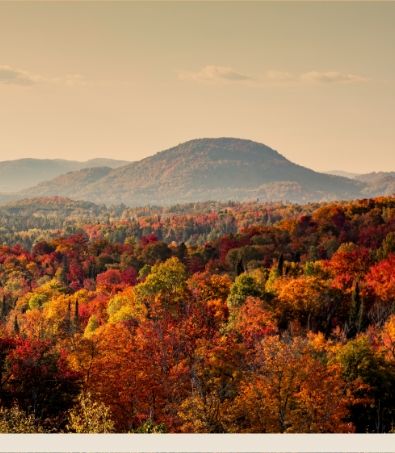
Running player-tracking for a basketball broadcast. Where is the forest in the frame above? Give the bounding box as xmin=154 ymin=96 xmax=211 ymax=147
xmin=2 ymin=195 xmax=395 ymax=432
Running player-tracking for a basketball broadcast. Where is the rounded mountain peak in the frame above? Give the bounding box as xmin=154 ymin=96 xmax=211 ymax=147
xmin=152 ymin=137 xmax=286 ymax=163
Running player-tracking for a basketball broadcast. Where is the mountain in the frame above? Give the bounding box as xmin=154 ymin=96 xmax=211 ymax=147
xmin=0 ymin=138 xmax=368 ymax=206
xmin=361 ymin=175 xmax=395 ymax=197
xmin=0 ymin=157 xmax=131 ymax=192
xmin=356 ymin=171 xmax=395 ymax=183
xmin=325 ymin=170 xmax=360 ymax=179
xmin=0 ymin=196 xmax=106 ymax=218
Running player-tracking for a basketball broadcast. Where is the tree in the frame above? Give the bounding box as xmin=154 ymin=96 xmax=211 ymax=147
xmin=84 ymin=315 xmax=99 ymax=337
xmin=0 ymin=405 xmax=43 ymax=433
xmin=228 ymin=334 xmax=364 ymax=433
xmin=141 ymin=241 xmax=171 ymax=265
xmin=335 ymin=335 xmax=395 ymax=432
xmin=227 ymin=274 xmax=264 ymax=309
xmin=366 ymin=254 xmax=395 ymax=303
xmin=134 ymin=257 xmax=189 ymax=315
xmin=66 ymin=392 xmax=114 ymax=433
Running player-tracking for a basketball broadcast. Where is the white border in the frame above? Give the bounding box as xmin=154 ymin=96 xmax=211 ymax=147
xmin=0 ymin=433 xmax=394 ymax=453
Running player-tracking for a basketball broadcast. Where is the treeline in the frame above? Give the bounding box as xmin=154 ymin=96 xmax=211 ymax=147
xmin=0 ymin=196 xmax=333 ymax=250
xmin=1 ymin=196 xmax=395 ymax=432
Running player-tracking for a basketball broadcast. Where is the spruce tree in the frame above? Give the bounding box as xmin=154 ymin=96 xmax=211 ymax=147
xmin=64 ymin=299 xmax=71 ymax=334
xmin=235 ymin=258 xmax=244 ymax=276
xmin=277 ymin=253 xmax=284 ymax=277
xmin=74 ymin=299 xmax=80 ymax=331
xmin=176 ymin=242 xmax=187 ymax=264
xmin=348 ymin=280 xmax=361 ymax=338
xmin=60 ymin=255 xmax=69 ymax=284
xmin=0 ymin=296 xmax=6 ymax=321
xmin=13 ymin=315 xmax=20 ymax=335
xmin=357 ymin=298 xmax=368 ymax=333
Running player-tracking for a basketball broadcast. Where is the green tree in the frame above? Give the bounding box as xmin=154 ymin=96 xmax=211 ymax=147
xmin=141 ymin=241 xmax=171 ymax=265
xmin=134 ymin=257 xmax=188 ymax=313
xmin=336 ymin=336 xmax=395 ymax=432
xmin=84 ymin=315 xmax=99 ymax=337
xmin=227 ymin=274 xmax=264 ymax=309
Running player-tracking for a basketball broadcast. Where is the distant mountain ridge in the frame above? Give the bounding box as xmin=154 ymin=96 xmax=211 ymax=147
xmin=325 ymin=170 xmax=360 ymax=179
xmin=356 ymin=171 xmax=395 ymax=183
xmin=0 ymin=157 xmax=131 ymax=192
xmin=0 ymin=138 xmax=393 ymax=207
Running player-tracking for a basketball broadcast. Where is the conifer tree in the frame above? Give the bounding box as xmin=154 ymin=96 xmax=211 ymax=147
xmin=13 ymin=316 xmax=19 ymax=335
xmin=277 ymin=253 xmax=284 ymax=277
xmin=176 ymin=242 xmax=188 ymax=264
xmin=0 ymin=297 xmax=6 ymax=321
xmin=64 ymin=299 xmax=71 ymax=334
xmin=236 ymin=258 xmax=244 ymax=276
xmin=348 ymin=280 xmax=363 ymax=338
xmin=74 ymin=299 xmax=80 ymax=332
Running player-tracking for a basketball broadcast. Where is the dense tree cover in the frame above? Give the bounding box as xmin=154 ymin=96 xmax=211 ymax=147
xmin=0 ymin=196 xmax=338 ymax=250
xmin=2 ymin=195 xmax=395 ymax=432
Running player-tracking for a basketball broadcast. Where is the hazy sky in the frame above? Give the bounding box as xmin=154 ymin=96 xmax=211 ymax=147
xmin=0 ymin=2 xmax=394 ymax=173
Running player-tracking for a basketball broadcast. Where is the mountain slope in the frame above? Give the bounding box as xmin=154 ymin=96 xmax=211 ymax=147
xmin=325 ymin=170 xmax=360 ymax=179
xmin=80 ymin=138 xmax=365 ymax=205
xmin=356 ymin=171 xmax=395 ymax=183
xmin=0 ymin=138 xmax=368 ymax=206
xmin=14 ymin=167 xmax=113 ymax=199
xmin=0 ymin=157 xmax=131 ymax=192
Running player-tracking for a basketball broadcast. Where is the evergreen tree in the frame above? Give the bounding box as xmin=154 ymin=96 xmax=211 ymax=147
xmin=0 ymin=297 xmax=6 ymax=321
xmin=235 ymin=258 xmax=244 ymax=276
xmin=357 ymin=298 xmax=368 ymax=334
xmin=13 ymin=316 xmax=20 ymax=335
xmin=59 ymin=255 xmax=69 ymax=284
xmin=277 ymin=253 xmax=284 ymax=277
xmin=74 ymin=299 xmax=80 ymax=332
xmin=348 ymin=280 xmax=364 ymax=338
xmin=176 ymin=242 xmax=187 ymax=264
xmin=64 ymin=299 xmax=71 ymax=334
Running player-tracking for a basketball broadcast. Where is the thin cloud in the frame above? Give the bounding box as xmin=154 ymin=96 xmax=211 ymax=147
xmin=266 ymin=70 xmax=293 ymax=81
xmin=176 ymin=66 xmax=371 ymax=88
xmin=0 ymin=64 xmax=91 ymax=87
xmin=300 ymin=71 xmax=369 ymax=84
xmin=177 ymin=65 xmax=251 ymax=84
xmin=0 ymin=65 xmax=36 ymax=86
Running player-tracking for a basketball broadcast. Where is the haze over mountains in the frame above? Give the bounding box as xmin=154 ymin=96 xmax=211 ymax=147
xmin=0 ymin=138 xmax=394 ymax=207
xmin=0 ymin=158 xmax=131 ymax=192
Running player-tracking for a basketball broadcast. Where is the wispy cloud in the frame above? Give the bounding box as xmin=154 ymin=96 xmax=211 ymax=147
xmin=265 ymin=70 xmax=293 ymax=81
xmin=177 ymin=65 xmax=251 ymax=84
xmin=177 ymin=66 xmax=370 ymax=88
xmin=299 ymin=71 xmax=369 ymax=84
xmin=0 ymin=64 xmax=90 ymax=87
xmin=0 ymin=65 xmax=37 ymax=86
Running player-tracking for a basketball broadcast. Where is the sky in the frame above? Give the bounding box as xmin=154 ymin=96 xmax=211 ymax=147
xmin=0 ymin=2 xmax=394 ymax=173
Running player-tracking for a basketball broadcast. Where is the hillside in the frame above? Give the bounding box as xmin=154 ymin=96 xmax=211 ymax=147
xmin=0 ymin=138 xmax=367 ymax=206
xmin=14 ymin=167 xmax=113 ymax=200
xmin=325 ymin=170 xmax=360 ymax=179
xmin=0 ymin=157 xmax=131 ymax=192
xmin=0 ymin=196 xmax=106 ymax=218
xmin=356 ymin=171 xmax=395 ymax=183
xmin=362 ymin=175 xmax=395 ymax=197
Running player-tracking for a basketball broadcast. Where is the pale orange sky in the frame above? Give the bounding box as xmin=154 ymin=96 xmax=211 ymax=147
xmin=0 ymin=2 xmax=394 ymax=173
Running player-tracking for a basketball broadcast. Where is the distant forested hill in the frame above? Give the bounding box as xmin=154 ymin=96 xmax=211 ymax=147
xmin=0 ymin=157 xmax=131 ymax=192
xmin=0 ymin=138 xmax=367 ymax=206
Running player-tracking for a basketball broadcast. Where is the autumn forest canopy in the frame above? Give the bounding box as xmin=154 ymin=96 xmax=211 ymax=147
xmin=2 ymin=195 xmax=395 ymax=432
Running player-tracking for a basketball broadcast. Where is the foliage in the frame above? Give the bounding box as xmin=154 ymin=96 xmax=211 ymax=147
xmin=66 ymin=392 xmax=115 ymax=433
xmin=0 ymin=195 xmax=395 ymax=432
